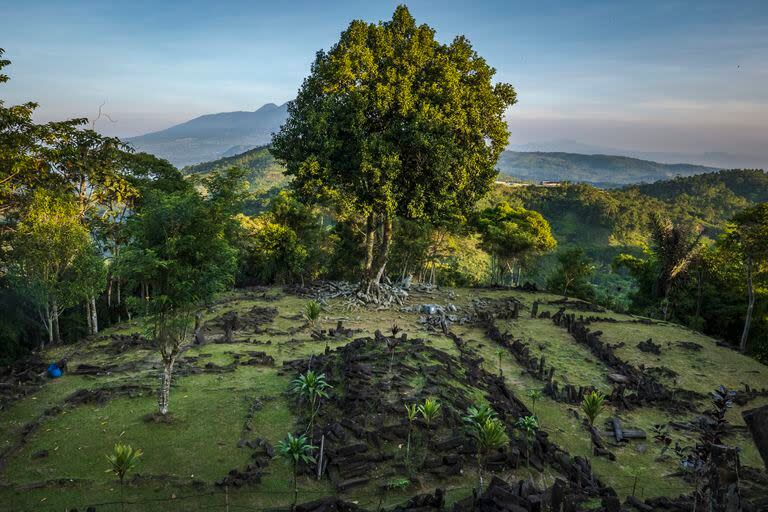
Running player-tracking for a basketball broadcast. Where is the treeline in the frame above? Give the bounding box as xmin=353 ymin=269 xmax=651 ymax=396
xmin=3 ymin=0 xmax=767 ymax=372
xmin=499 ymin=177 xmax=768 ymax=361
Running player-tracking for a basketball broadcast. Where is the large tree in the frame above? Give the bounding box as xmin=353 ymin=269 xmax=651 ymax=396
xmin=271 ymin=5 xmax=516 ymax=292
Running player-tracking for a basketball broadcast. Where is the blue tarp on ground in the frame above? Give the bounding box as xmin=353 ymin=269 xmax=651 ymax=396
xmin=47 ymin=363 xmax=62 ymax=379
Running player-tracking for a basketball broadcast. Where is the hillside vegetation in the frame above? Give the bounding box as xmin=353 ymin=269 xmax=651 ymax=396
xmin=2 ymin=287 xmax=767 ymax=511
xmin=183 ymin=145 xmax=289 ymax=193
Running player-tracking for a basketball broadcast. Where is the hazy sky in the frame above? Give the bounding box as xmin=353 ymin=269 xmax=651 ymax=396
xmin=1 ymin=0 xmax=766 ymax=156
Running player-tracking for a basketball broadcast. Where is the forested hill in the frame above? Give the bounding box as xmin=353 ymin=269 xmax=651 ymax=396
xmin=182 ymin=145 xmax=289 ymax=192
xmin=496 ymin=151 xmax=717 ymax=186
xmin=630 ymin=168 xmax=768 ymax=203
xmin=184 ymin=144 xmax=722 ymax=189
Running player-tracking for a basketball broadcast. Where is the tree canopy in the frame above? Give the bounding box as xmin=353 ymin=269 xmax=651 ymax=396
xmin=272 ymin=5 xmax=516 ymax=288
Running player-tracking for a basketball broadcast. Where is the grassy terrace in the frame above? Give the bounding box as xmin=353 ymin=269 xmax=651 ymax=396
xmin=0 ymin=287 xmax=765 ymax=510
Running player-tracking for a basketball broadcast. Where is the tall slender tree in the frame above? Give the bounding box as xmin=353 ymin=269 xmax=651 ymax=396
xmin=722 ymin=204 xmax=768 ymax=353
xmin=122 ymin=189 xmax=237 ymax=415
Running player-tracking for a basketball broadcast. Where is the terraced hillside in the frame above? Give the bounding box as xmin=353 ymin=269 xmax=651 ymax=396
xmin=1 ymin=287 xmax=766 ymax=511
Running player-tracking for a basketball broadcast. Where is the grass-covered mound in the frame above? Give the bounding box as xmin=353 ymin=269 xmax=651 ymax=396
xmin=1 ymin=286 xmax=767 ymax=511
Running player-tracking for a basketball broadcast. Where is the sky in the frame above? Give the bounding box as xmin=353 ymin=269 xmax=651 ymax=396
xmin=1 ymin=0 xmax=767 ymax=157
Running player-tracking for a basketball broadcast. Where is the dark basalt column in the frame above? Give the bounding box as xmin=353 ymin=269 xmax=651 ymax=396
xmin=743 ymin=404 xmax=768 ymax=470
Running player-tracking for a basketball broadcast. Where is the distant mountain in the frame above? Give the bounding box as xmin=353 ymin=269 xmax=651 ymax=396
xmin=496 ymin=151 xmax=718 ymax=186
xmin=509 ymin=139 xmax=766 ymax=169
xmin=127 ymin=103 xmax=289 ymax=167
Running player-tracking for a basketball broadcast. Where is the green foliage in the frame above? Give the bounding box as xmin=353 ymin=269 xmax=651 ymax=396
xmin=276 ymin=432 xmax=316 ymax=507
xmin=581 ymin=391 xmax=606 ymax=427
xmin=235 ymin=191 xmax=328 ymax=284
xmin=463 ymin=404 xmax=498 ymax=428
xmin=417 ymin=397 xmax=441 ymax=427
xmin=527 ymin=389 xmax=542 ymax=418
xmin=121 ymin=189 xmax=238 ymax=313
xmin=472 ymin=417 xmax=509 ymax=455
xmin=547 ymin=247 xmax=595 ymax=299
xmin=475 ymin=201 xmax=556 ymax=285
xmin=291 ymin=370 xmax=332 ymax=440
xmin=7 ymin=191 xmax=101 ymax=345
xmin=303 ymin=300 xmax=321 ymax=328
xmin=272 ymin=6 xmax=516 ymax=284
xmin=183 ymin=145 xmax=289 ymax=195
xmin=276 ymin=432 xmax=316 ymax=465
xmin=105 ymin=443 xmax=143 ymax=483
xmin=405 ymin=403 xmax=419 ymax=424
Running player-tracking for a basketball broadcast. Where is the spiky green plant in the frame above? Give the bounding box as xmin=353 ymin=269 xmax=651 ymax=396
xmin=463 ymin=404 xmax=498 ymax=427
xmin=105 ymin=443 xmax=143 ymax=512
xmin=404 ymin=403 xmax=419 ymax=462
xmin=468 ymin=415 xmax=508 ymax=492
xmin=379 ymin=476 xmax=410 ymax=511
xmin=581 ymin=390 xmax=606 ymax=428
xmin=304 ymin=300 xmax=321 ymax=328
xmin=527 ymin=389 xmax=542 ymax=418
xmin=496 ymin=347 xmax=505 ymax=376
xmin=516 ymin=415 xmax=539 ymax=467
xmin=277 ymin=433 xmax=316 ymax=508
xmin=291 ymin=370 xmax=332 ymax=443
xmin=418 ymin=397 xmax=441 ymax=446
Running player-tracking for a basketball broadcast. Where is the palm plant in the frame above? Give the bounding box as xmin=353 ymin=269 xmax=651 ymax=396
xmin=304 ymin=300 xmax=321 ymax=328
xmin=463 ymin=404 xmax=498 ymax=427
xmin=581 ymin=390 xmax=606 ymax=428
xmin=469 ymin=417 xmax=509 ymax=492
xmin=417 ymin=397 xmax=441 ymax=446
xmin=291 ymin=370 xmax=332 ymax=443
xmin=385 ymin=337 xmax=400 ymax=375
xmin=277 ymin=433 xmax=316 ymax=509
xmin=527 ymin=389 xmax=542 ymax=418
xmin=404 ymin=403 xmax=419 ymax=462
xmin=515 ymin=415 xmax=539 ymax=467
xmin=105 ymin=443 xmax=143 ymax=512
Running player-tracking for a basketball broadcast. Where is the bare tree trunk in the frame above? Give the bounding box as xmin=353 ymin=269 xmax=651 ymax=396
xmin=51 ymin=296 xmax=61 ymax=344
xmin=158 ymin=357 xmax=175 ymax=415
xmin=371 ymin=213 xmax=393 ymax=287
xmin=363 ymin=213 xmax=376 ymax=278
xmin=90 ymin=296 xmax=98 ymax=334
xmin=86 ymin=299 xmax=93 ymax=335
xmin=740 ymin=259 xmax=755 ymax=353
xmin=43 ymin=304 xmax=53 ymax=350
xmin=695 ymin=266 xmax=703 ymax=318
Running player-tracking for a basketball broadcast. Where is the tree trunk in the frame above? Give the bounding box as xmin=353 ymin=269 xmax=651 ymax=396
xmin=363 ymin=213 xmax=376 ymax=277
xmin=371 ymin=213 xmax=393 ymax=286
xmin=158 ymin=357 xmax=176 ymax=415
xmin=90 ymin=296 xmax=98 ymax=334
xmin=740 ymin=259 xmax=755 ymax=353
xmin=86 ymin=299 xmax=93 ymax=335
xmin=695 ymin=266 xmax=703 ymax=318
xmin=51 ymin=296 xmax=61 ymax=344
